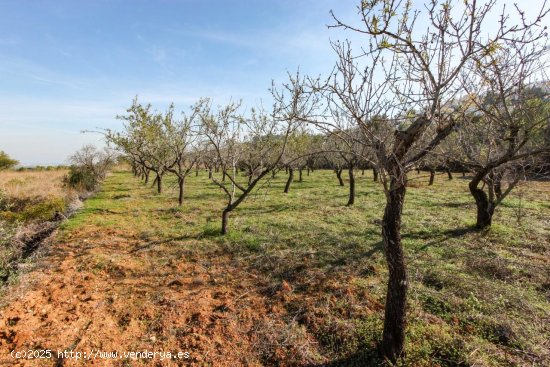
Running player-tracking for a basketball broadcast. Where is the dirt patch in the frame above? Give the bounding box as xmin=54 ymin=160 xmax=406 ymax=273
xmin=0 ymin=225 xmax=325 ymax=366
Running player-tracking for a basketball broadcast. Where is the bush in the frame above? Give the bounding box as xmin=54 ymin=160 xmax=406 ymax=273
xmin=0 ymin=190 xmax=7 ymax=211
xmin=64 ymin=145 xmax=115 ymax=192
xmin=0 ymin=151 xmax=18 ymax=170
xmin=64 ymin=166 xmax=100 ymax=191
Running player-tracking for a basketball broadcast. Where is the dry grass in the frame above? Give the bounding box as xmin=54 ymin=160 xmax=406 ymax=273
xmin=1 ymin=169 xmax=74 ymax=284
xmin=0 ymin=169 xmax=70 ymax=199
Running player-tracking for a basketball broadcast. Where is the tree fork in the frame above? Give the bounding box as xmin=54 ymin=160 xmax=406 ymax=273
xmin=469 ymin=183 xmax=494 ymax=228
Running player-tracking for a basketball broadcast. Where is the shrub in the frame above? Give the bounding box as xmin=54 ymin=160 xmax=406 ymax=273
xmin=64 ymin=165 xmax=99 ymax=191
xmin=0 ymin=151 xmax=18 ymax=170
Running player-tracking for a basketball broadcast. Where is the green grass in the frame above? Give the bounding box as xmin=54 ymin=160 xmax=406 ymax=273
xmin=57 ymin=168 xmax=550 ymax=366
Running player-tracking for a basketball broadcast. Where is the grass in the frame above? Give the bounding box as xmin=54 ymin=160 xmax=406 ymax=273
xmin=49 ymin=168 xmax=550 ymax=365
xmin=0 ymin=168 xmax=72 ymax=223
xmin=0 ymin=169 xmax=69 ymax=199
xmin=0 ymin=168 xmax=74 ymax=285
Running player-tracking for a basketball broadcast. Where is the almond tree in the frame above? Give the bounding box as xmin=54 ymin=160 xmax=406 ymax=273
xmin=110 ymin=98 xmax=175 ymax=194
xmin=280 ymin=127 xmax=314 ymax=193
xmin=455 ymin=34 xmax=550 ymax=227
xmin=163 ymin=102 xmax=203 ymax=206
xmin=281 ymin=0 xmax=548 ymax=362
xmin=198 ymin=96 xmax=305 ymax=234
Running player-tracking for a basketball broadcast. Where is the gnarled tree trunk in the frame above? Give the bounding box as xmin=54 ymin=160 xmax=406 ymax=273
xmin=381 ymin=175 xmax=408 ymax=363
xmin=428 ymin=168 xmax=435 ymax=186
xmin=221 ymin=209 xmax=229 ymax=235
xmin=284 ymin=168 xmax=294 ymax=193
xmin=373 ymin=167 xmax=379 ymax=182
xmin=347 ymin=165 xmax=355 ymax=206
xmin=336 ymin=168 xmax=344 ymax=186
xmin=469 ymin=182 xmax=494 ymax=228
xmin=178 ymin=177 xmax=185 ymax=206
xmin=156 ymin=174 xmax=162 ymax=194
xmin=446 ymin=168 xmax=453 ymax=180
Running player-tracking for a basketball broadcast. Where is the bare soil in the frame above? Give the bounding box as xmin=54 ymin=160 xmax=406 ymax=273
xmin=0 ymin=225 xmax=290 ymax=366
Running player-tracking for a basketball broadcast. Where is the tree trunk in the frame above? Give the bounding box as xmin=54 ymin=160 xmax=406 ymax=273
xmin=347 ymin=165 xmax=355 ymax=206
xmin=208 ymin=169 xmax=212 ymax=179
xmin=299 ymin=168 xmax=303 ymax=182
xmin=307 ymin=167 xmax=310 ymax=176
xmin=221 ymin=209 xmax=229 ymax=235
xmin=178 ymin=177 xmax=185 ymax=206
xmin=195 ymin=167 xmax=199 ymax=177
xmin=469 ymin=183 xmax=494 ymax=228
xmin=446 ymin=168 xmax=453 ymax=180
xmin=144 ymin=171 xmax=150 ymax=184
xmin=336 ymin=168 xmax=344 ymax=186
xmin=271 ymin=170 xmax=276 ymax=179
xmin=429 ymin=169 xmax=435 ymax=186
xmin=381 ymin=177 xmax=408 ymax=364
xmin=284 ymin=168 xmax=294 ymax=193
xmin=373 ymin=168 xmax=379 ymax=182
xmin=152 ymin=174 xmax=158 ymax=188
xmin=156 ymin=174 xmax=162 ymax=194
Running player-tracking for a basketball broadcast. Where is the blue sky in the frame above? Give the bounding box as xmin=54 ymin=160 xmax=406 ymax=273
xmin=0 ymin=0 xmax=355 ymax=165
xmin=0 ymin=0 xmax=546 ymax=165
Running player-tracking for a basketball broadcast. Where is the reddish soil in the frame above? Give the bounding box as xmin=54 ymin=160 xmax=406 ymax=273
xmin=0 ymin=226 xmax=292 ymax=366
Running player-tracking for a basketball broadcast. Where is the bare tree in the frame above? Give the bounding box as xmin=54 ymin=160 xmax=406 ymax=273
xmin=113 ymin=98 xmax=175 ymax=194
xmin=163 ymin=102 xmax=202 ymax=206
xmin=280 ymin=127 xmax=315 ymax=193
xmin=455 ymin=34 xmax=550 ymax=227
xmin=199 ymin=99 xmax=299 ymax=235
xmin=69 ymin=144 xmax=115 ymax=181
xmin=278 ymin=0 xmax=549 ymax=362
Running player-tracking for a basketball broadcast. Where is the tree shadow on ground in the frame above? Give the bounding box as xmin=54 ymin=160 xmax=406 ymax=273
xmin=402 ymin=226 xmax=480 ymax=251
xmin=308 ymin=349 xmax=385 ymax=367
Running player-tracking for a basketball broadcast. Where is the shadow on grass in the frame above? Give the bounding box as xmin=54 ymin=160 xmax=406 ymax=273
xmin=402 ymin=226 xmax=480 ymax=251
xmin=308 ymin=349 xmax=385 ymax=367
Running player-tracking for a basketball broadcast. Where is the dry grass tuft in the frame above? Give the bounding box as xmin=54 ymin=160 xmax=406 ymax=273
xmin=0 ymin=169 xmax=70 ymax=199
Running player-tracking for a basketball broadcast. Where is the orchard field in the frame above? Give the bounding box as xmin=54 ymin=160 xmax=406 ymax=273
xmin=0 ymin=167 xmax=548 ymax=366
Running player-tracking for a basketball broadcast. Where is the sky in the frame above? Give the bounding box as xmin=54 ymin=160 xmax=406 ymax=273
xmin=0 ymin=0 xmax=547 ymax=166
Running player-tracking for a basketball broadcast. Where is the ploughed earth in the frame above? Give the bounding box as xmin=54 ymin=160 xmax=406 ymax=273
xmin=0 ymin=225 xmax=308 ymax=366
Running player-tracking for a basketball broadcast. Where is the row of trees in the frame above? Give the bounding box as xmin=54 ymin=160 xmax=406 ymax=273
xmin=105 ymin=0 xmax=550 ymax=363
